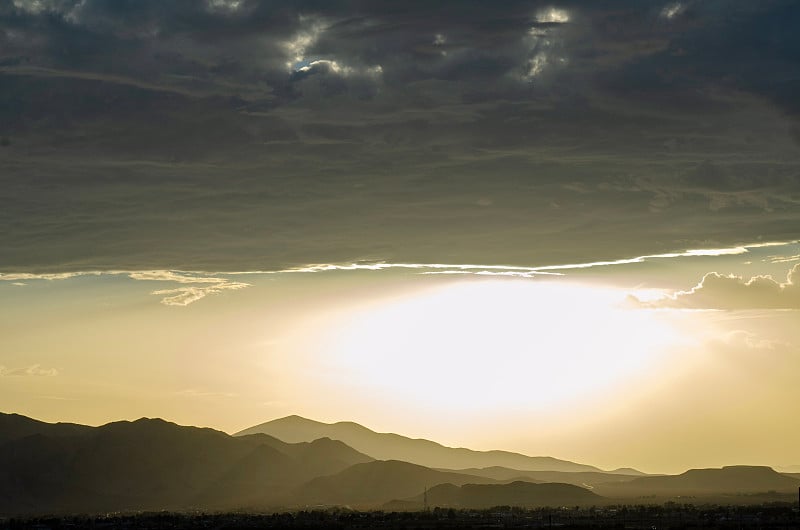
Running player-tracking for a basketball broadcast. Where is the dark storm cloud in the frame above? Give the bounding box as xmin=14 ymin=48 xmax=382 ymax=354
xmin=1 ymin=0 xmax=799 ymax=271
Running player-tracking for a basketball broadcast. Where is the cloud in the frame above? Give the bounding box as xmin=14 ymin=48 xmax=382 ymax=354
xmin=266 ymin=242 xmax=769 ymax=275
xmin=721 ymin=330 xmax=790 ymax=351
xmin=767 ymin=254 xmax=800 ymax=264
xmin=660 ymin=2 xmax=685 ymax=20
xmin=127 ymin=270 xmax=227 ymax=284
xmin=1 ymin=1 xmax=800 ymax=271
xmin=0 ymin=269 xmax=251 ymax=306
xmin=151 ymin=281 xmax=249 ymax=306
xmin=128 ymin=271 xmax=251 ymax=306
xmin=636 ymin=264 xmax=800 ymax=309
xmin=0 ymin=364 xmax=59 ymax=376
xmin=0 ymin=271 xmax=92 ymax=281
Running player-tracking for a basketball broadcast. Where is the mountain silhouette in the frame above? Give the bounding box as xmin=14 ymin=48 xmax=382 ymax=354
xmin=0 ymin=412 xmax=92 ymax=444
xmin=395 ymin=481 xmax=602 ymax=509
xmin=447 ymin=466 xmax=645 ymax=487
xmin=237 ymin=415 xmax=600 ymax=472
xmin=0 ymin=413 xmax=372 ymax=515
xmin=5 ymin=412 xmax=797 ymax=515
xmin=294 ymin=459 xmax=497 ymax=507
xmin=596 ymin=466 xmax=800 ymax=498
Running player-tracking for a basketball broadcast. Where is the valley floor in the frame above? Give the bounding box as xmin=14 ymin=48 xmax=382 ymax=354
xmin=3 ymin=504 xmax=799 ymax=530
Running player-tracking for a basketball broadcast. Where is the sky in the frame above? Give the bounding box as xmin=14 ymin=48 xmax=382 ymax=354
xmin=1 ymin=0 xmax=799 ymax=474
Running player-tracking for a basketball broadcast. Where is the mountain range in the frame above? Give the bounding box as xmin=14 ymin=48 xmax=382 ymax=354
xmin=2 ymin=412 xmax=799 ymax=516
xmin=0 ymin=413 xmax=371 ymax=513
xmin=236 ymin=415 xmax=601 ymax=472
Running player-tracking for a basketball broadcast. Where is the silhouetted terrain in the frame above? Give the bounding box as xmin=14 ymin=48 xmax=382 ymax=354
xmin=595 ymin=466 xmax=800 ymax=498
xmin=392 ymin=481 xmax=602 ymax=509
xmin=444 ymin=466 xmax=646 ymax=487
xmin=3 ymin=413 xmax=799 ymax=516
xmin=0 ymin=413 xmax=92 ymax=444
xmin=295 ymin=460 xmax=497 ymax=507
xmin=0 ymin=413 xmax=372 ymax=514
xmin=237 ymin=415 xmax=601 ymax=472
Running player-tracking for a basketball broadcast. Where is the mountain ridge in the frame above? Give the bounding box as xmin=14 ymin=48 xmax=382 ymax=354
xmin=595 ymin=465 xmax=800 ymax=498
xmin=236 ymin=415 xmax=602 ymax=472
xmin=0 ymin=412 xmax=374 ymax=515
xmin=393 ymin=480 xmax=603 ymax=509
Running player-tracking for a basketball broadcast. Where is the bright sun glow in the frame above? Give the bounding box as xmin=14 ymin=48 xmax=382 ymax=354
xmin=304 ymin=280 xmax=690 ymax=413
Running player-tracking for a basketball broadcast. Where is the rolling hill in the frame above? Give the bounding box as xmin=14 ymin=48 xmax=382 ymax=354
xmin=445 ymin=466 xmax=645 ymax=487
xmin=396 ymin=481 xmax=603 ymax=509
xmin=294 ymin=459 xmax=497 ymax=507
xmin=236 ymin=415 xmax=600 ymax=472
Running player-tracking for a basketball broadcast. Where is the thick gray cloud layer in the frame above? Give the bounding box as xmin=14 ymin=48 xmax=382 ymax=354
xmin=1 ymin=0 xmax=799 ymax=271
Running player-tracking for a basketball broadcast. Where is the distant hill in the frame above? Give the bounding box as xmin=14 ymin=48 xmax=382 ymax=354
xmin=237 ymin=415 xmax=600 ymax=472
xmin=444 ymin=466 xmax=644 ymax=487
xmin=295 ymin=459 xmax=497 ymax=507
xmin=392 ymin=481 xmax=602 ymax=509
xmin=0 ymin=412 xmax=372 ymax=515
xmin=596 ymin=466 xmax=800 ymax=498
xmin=608 ymin=467 xmax=648 ymax=476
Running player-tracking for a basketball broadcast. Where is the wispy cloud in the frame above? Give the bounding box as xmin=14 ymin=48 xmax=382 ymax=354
xmin=767 ymin=254 xmax=800 ymax=264
xmin=722 ymin=330 xmax=790 ymax=351
xmin=129 ymin=270 xmax=251 ymax=306
xmin=0 ymin=270 xmax=251 ymax=306
xmin=0 ymin=272 xmax=96 ymax=281
xmin=270 ymin=241 xmax=796 ymax=275
xmin=1 ymin=241 xmax=796 ymax=306
xmin=0 ymin=364 xmax=59 ymax=377
xmin=152 ymin=281 xmax=250 ymax=306
xmin=634 ymin=263 xmax=800 ymax=310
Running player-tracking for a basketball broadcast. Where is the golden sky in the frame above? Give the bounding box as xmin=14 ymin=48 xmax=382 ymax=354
xmin=2 ymin=240 xmax=799 ymax=474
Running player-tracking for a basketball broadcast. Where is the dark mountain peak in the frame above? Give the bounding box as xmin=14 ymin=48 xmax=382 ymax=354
xmin=100 ymin=417 xmax=229 ymax=438
xmin=0 ymin=411 xmax=92 ymax=444
xmin=132 ymin=416 xmax=169 ymax=424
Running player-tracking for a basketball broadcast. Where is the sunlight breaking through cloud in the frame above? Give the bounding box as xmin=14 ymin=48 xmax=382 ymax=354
xmin=536 ymin=7 xmax=570 ymax=23
xmin=661 ymin=2 xmax=685 ymax=20
xmin=1 ymin=241 xmax=796 ymax=306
